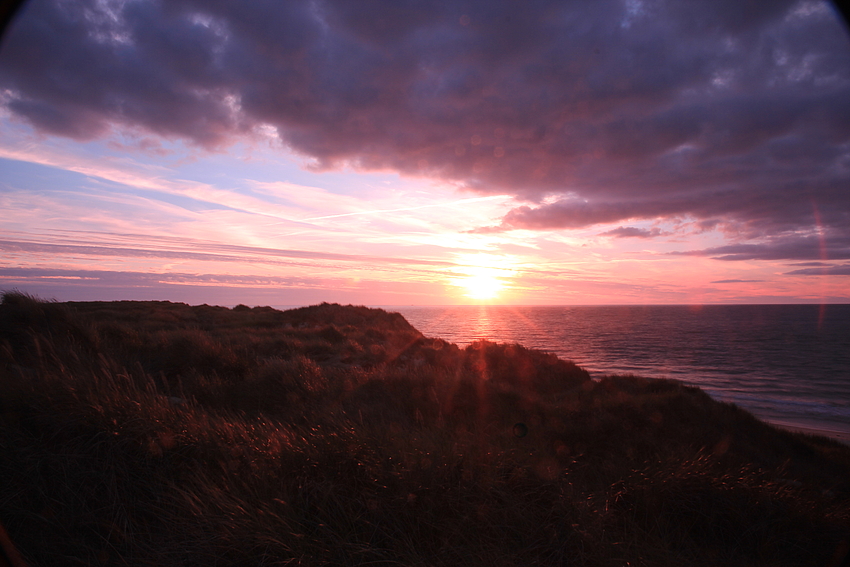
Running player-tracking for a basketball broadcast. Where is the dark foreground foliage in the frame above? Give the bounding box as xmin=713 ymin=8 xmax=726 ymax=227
xmin=0 ymin=291 xmax=848 ymax=566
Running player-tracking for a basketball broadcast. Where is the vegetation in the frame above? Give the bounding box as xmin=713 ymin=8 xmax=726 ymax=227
xmin=0 ymin=291 xmax=848 ymax=566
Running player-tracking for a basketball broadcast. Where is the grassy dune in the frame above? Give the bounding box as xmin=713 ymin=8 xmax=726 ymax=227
xmin=0 ymin=291 xmax=848 ymax=566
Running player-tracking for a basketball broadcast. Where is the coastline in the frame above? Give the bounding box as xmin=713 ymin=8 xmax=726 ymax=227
xmin=768 ymin=420 xmax=850 ymax=446
xmin=396 ymin=304 xmax=850 ymax=449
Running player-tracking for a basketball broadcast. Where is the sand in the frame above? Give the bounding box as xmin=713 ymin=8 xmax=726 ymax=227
xmin=769 ymin=420 xmax=850 ymax=446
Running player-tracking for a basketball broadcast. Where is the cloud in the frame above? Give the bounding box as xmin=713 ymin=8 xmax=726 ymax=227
xmin=0 ymin=267 xmax=438 ymax=304
xmin=669 ymin=233 xmax=850 ymax=261
xmin=788 ymin=261 xmax=833 ymax=266
xmin=785 ymin=263 xmax=850 ymax=275
xmin=0 ymin=267 xmax=324 ymax=288
xmin=0 ymin=0 xmax=848 ymax=241
xmin=599 ymin=226 xmax=666 ymax=238
xmin=0 ymin=234 xmax=455 ymax=269
xmin=710 ymin=279 xmax=765 ymax=283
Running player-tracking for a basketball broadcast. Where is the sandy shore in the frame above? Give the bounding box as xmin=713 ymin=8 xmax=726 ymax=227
xmin=768 ymin=421 xmax=850 ymax=445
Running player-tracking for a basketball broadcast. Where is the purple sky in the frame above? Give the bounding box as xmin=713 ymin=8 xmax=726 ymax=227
xmin=1 ymin=0 xmax=849 ymax=305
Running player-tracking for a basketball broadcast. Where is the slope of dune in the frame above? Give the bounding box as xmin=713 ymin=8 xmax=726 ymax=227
xmin=1 ymin=292 xmax=848 ymax=566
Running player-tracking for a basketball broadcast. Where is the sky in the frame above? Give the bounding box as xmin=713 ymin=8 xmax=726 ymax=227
xmin=0 ymin=0 xmax=849 ymax=306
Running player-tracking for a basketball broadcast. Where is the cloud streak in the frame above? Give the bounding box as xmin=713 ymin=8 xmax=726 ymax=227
xmin=0 ymin=267 xmax=445 ymax=304
xmin=599 ymin=226 xmax=666 ymax=239
xmin=785 ymin=264 xmax=850 ymax=275
xmin=0 ymin=232 xmax=456 ymax=268
xmin=668 ymin=233 xmax=850 ymax=261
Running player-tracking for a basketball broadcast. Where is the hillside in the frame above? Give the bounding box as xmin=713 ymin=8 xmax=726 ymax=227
xmin=1 ymin=292 xmax=848 ymax=566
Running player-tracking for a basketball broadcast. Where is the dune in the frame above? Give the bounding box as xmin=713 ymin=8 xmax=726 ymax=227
xmin=1 ymin=292 xmax=848 ymax=566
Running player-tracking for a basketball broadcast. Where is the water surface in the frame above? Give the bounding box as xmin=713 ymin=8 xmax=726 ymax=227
xmin=394 ymin=305 xmax=850 ymax=441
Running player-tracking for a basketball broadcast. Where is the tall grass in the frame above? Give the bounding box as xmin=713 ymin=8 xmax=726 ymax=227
xmin=0 ymin=291 xmax=848 ymax=566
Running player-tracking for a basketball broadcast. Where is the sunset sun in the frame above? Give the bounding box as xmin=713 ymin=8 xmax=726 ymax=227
xmin=453 ymin=254 xmax=515 ymax=301
xmin=461 ymin=272 xmax=503 ymax=300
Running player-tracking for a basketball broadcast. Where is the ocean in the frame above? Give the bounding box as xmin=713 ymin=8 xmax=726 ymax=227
xmin=393 ymin=304 xmax=850 ymax=442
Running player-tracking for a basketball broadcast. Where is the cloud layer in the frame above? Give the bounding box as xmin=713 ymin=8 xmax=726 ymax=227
xmin=1 ymin=0 xmax=849 ymax=247
xmin=669 ymin=233 xmax=850 ymax=261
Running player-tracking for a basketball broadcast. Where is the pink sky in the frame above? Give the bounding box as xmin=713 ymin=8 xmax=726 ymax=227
xmin=1 ymin=0 xmax=849 ymax=305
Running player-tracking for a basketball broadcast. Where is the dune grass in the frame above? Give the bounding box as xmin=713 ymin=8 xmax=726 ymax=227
xmin=0 ymin=291 xmax=848 ymax=566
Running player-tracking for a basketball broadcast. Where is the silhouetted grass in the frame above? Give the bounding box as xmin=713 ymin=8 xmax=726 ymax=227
xmin=0 ymin=291 xmax=848 ymax=566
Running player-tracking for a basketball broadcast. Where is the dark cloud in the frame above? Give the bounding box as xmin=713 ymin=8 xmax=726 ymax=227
xmin=669 ymin=233 xmax=850 ymax=261
xmin=789 ymin=261 xmax=833 ymax=266
xmin=785 ymin=263 xmax=850 ymax=275
xmin=1 ymin=0 xmax=849 ymax=241
xmin=479 ymin=200 xmax=657 ymax=231
xmin=599 ymin=226 xmax=665 ymax=238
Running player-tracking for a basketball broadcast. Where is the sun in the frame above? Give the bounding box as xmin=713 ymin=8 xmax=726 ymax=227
xmin=461 ymin=272 xmax=504 ymax=300
xmin=451 ymin=253 xmax=516 ymax=301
